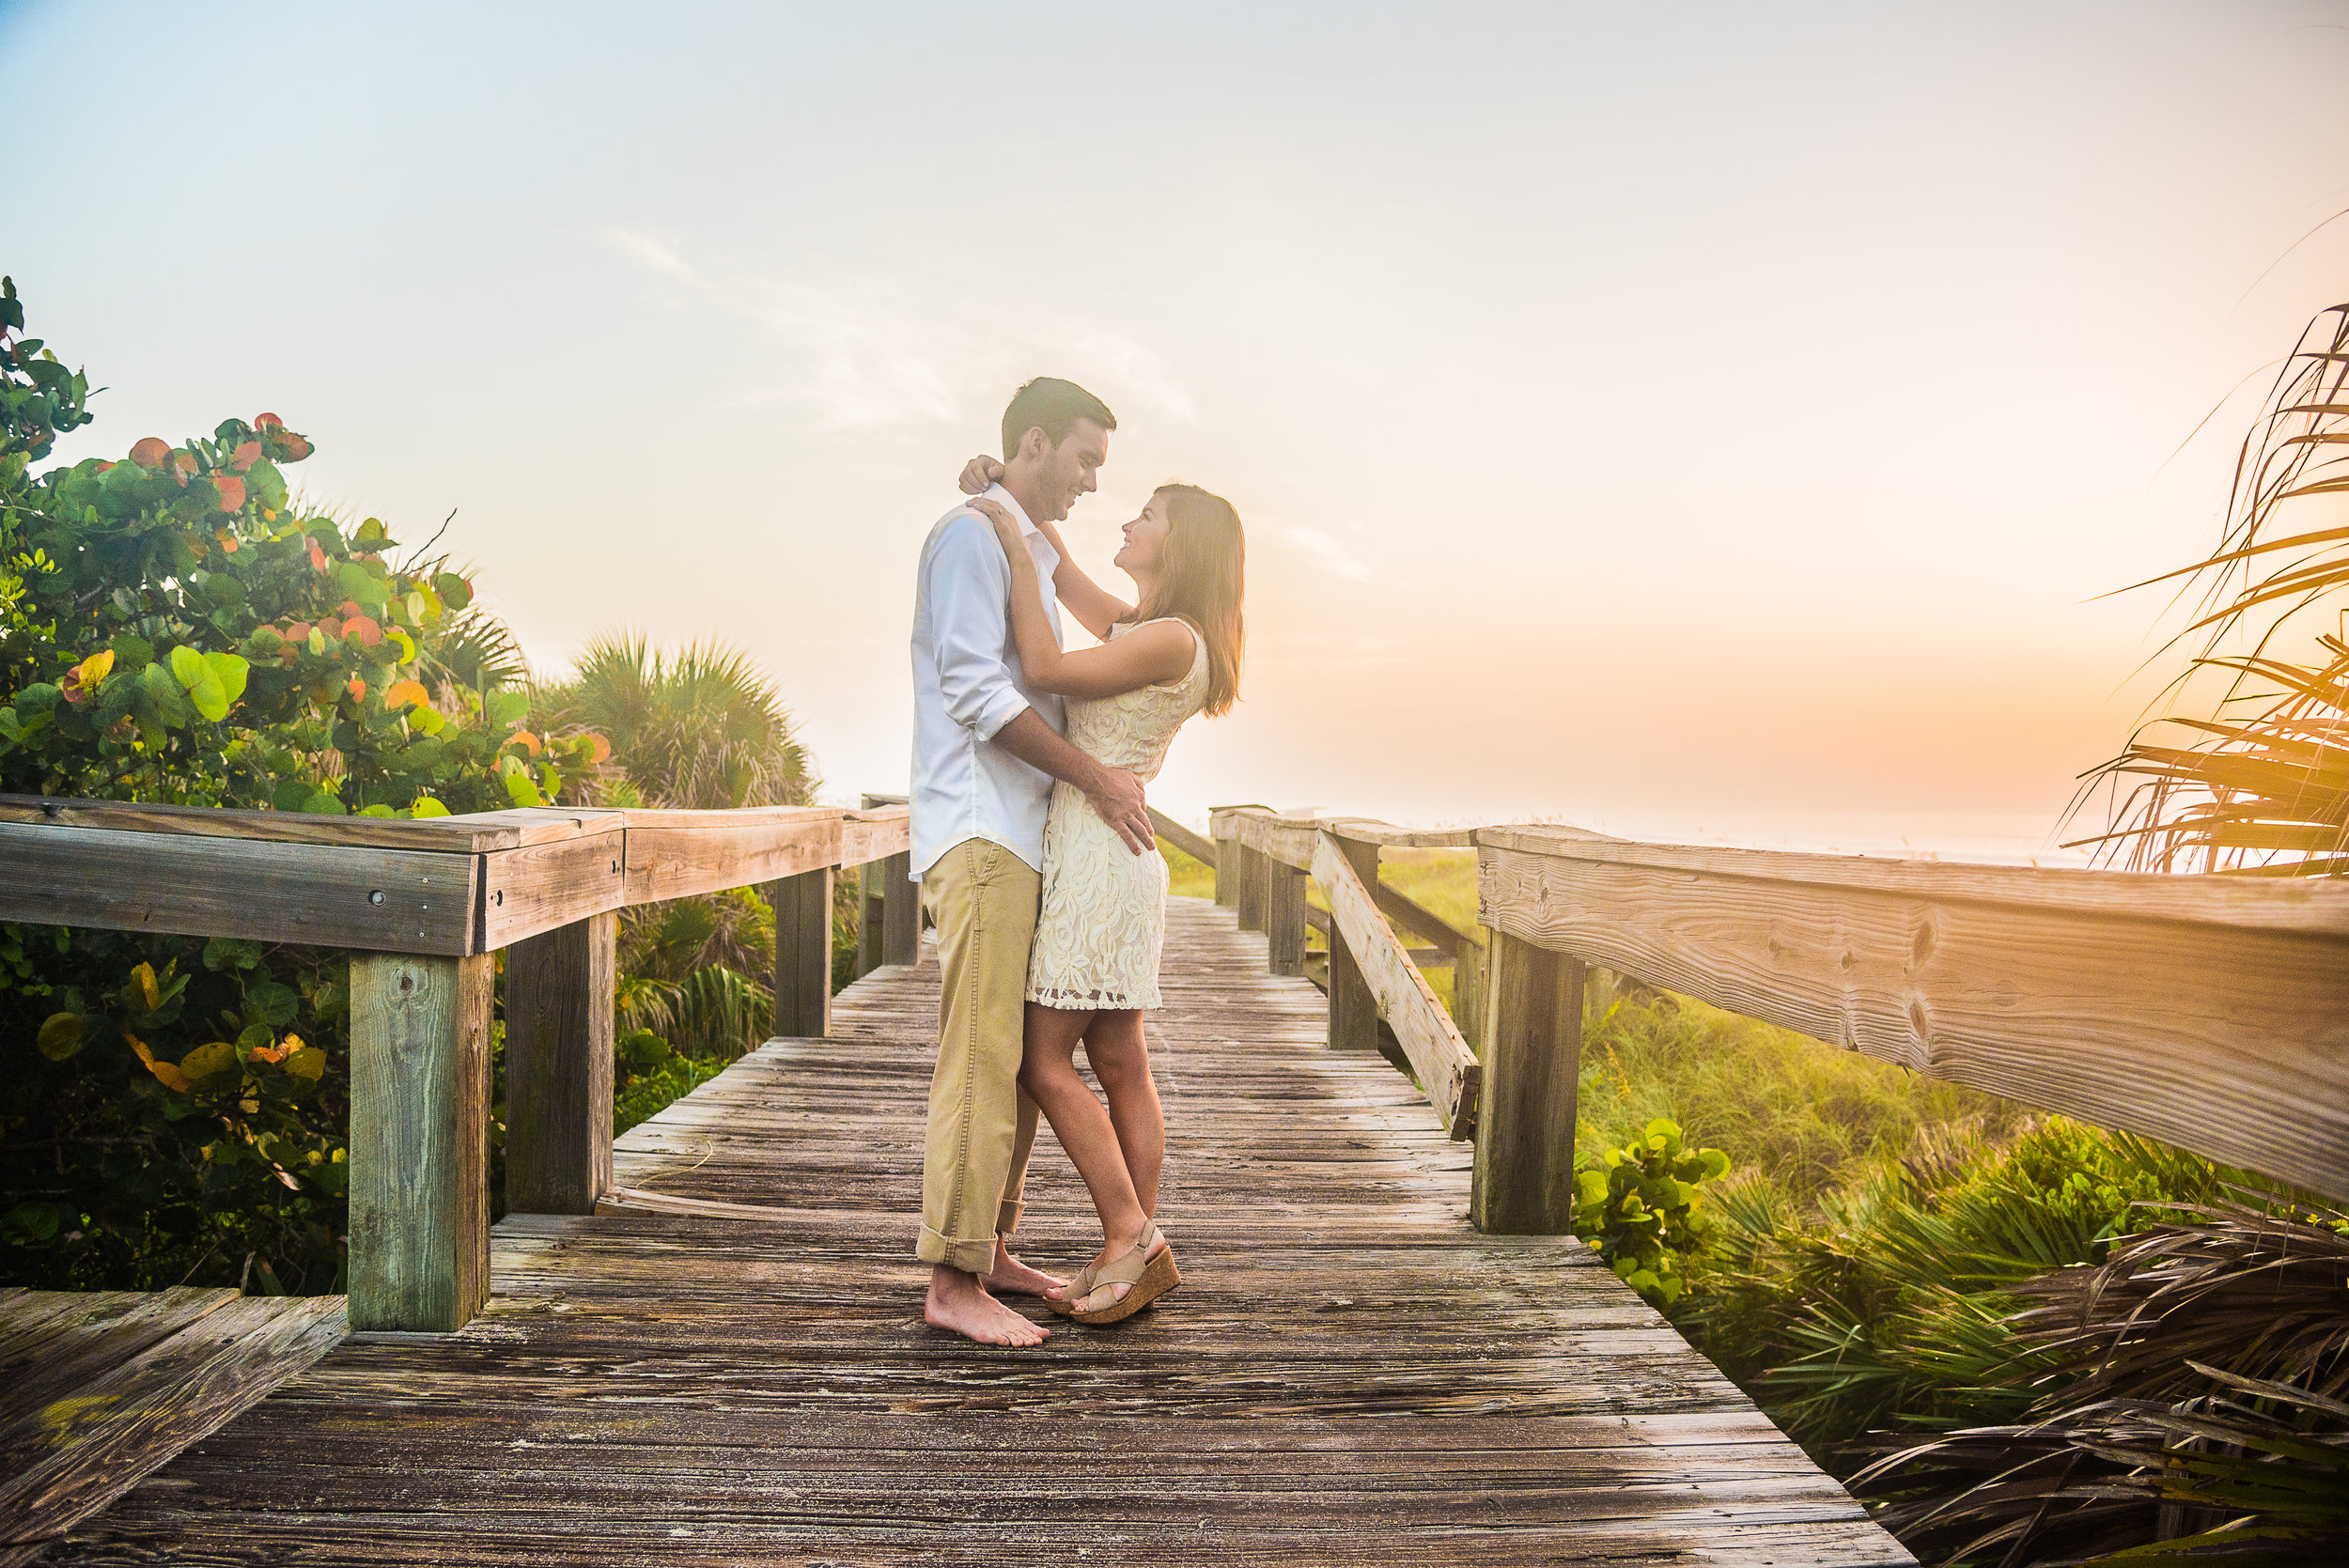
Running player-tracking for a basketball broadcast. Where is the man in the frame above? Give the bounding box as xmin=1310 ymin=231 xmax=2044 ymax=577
xmin=909 ymin=377 xmax=1154 ymax=1346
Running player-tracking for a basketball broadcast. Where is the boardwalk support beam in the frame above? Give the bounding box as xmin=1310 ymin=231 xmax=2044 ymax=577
xmin=1266 ymin=861 xmax=1308 ymax=976
xmin=1472 ymin=930 xmax=1583 ymax=1233
xmin=503 ymin=912 xmax=616 ymax=1216
xmin=349 ymin=951 xmax=495 ymax=1331
xmin=1326 ymin=833 xmax=1382 ymax=1052
xmin=770 ymin=866 xmax=833 ymax=1037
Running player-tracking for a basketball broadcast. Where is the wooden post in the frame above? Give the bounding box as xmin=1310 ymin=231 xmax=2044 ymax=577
xmin=856 ymin=859 xmax=883 ymax=978
xmin=1213 ymin=831 xmax=1238 ymax=908
xmin=1266 ymin=862 xmax=1307 ymax=976
xmin=1471 ymin=929 xmax=1584 ymax=1234
xmin=1455 ymin=935 xmax=1488 ymax=1053
xmin=1326 ymin=833 xmax=1380 ymax=1052
xmin=879 ymin=849 xmax=917 ymax=966
xmin=770 ymin=866 xmax=833 ymax=1037
xmin=504 ymin=912 xmax=616 ymax=1216
xmin=1236 ymin=845 xmax=1267 ymax=933
xmin=349 ymin=952 xmax=495 ymax=1331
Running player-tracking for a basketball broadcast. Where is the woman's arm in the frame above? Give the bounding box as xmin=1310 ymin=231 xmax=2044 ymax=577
xmin=1031 ymin=518 xmax=1131 ymax=642
xmin=957 ymin=455 xmax=1130 ymax=641
xmin=972 ymin=500 xmax=1194 ymax=699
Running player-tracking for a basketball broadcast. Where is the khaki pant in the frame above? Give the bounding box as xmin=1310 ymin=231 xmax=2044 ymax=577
xmin=916 ymin=839 xmax=1042 ymax=1273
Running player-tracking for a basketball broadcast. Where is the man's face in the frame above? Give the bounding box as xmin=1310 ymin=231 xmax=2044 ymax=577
xmin=1034 ymin=418 xmax=1110 ymax=522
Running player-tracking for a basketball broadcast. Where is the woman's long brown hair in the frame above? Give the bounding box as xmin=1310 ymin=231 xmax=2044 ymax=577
xmin=1125 ymin=483 xmax=1245 ymax=716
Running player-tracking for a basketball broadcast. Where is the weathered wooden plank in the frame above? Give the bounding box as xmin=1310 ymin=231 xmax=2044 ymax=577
xmin=838 ymin=803 xmax=911 ymax=869
xmin=769 ymin=866 xmax=832 ymax=1038
xmin=0 ymin=793 xmax=525 ymax=850
xmin=1479 ymin=839 xmax=2349 ymax=1202
xmin=879 ymin=851 xmax=917 ymax=966
xmin=503 ymin=913 xmax=616 ymax=1216
xmin=620 ymin=808 xmax=841 ymax=906
xmin=1313 ymin=835 xmax=1478 ymax=1137
xmin=349 ymin=953 xmax=495 ymax=1331
xmin=1473 ymin=930 xmax=1583 ymax=1233
xmin=1265 ymin=861 xmax=1307 ymax=976
xmin=1149 ymin=808 xmax=1218 ymax=867
xmin=0 ymin=821 xmax=477 ymax=955
xmin=476 ymin=822 xmax=626 ymax=949
xmin=0 ymin=1291 xmax=240 ymax=1450
xmin=1320 ymin=833 xmax=1382 ymax=1057
xmin=1373 ymin=877 xmax=1479 ymax=962
xmin=1478 ymin=821 xmax=2349 ymax=935
xmin=0 ymin=1295 xmax=343 ymax=1558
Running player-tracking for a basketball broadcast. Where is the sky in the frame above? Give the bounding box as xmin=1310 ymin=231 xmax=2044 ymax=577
xmin=6 ymin=0 xmax=2348 ymax=859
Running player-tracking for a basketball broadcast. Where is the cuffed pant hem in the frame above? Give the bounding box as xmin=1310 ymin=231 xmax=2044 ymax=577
xmin=996 ymin=1196 xmax=1024 ymax=1235
xmin=917 ymin=1223 xmax=998 ymax=1275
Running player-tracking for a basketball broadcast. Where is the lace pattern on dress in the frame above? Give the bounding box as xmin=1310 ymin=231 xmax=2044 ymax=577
xmin=1025 ymin=618 xmax=1208 ymax=1011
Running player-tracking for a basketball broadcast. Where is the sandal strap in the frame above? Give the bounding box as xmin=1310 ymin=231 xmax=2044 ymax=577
xmin=1092 ymin=1222 xmax=1161 ymax=1291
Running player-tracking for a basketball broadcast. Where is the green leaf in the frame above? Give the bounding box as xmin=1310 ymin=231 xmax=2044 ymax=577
xmin=243 ymin=980 xmax=299 ymax=1027
xmin=36 ymin=1011 xmax=86 ymax=1061
xmin=271 ymin=779 xmax=312 ymax=812
xmin=0 ymin=1202 xmax=61 ymax=1246
xmin=202 ymin=937 xmax=264 ymax=972
xmin=504 ymin=768 xmax=545 ymax=807
xmin=486 ymin=689 xmax=530 ymax=727
xmin=410 ymin=794 xmax=451 ymax=818
xmin=300 ymin=790 xmax=346 ymax=816
xmin=179 ymin=1040 xmax=241 ymax=1086
xmin=203 ymin=651 xmax=249 ymax=708
xmin=435 ymin=571 xmax=473 ymax=609
xmin=244 ymin=457 xmax=287 ymax=511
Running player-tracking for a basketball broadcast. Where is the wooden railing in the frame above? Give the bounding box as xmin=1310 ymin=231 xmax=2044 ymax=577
xmin=0 ymin=793 xmax=913 ymax=1333
xmin=1209 ymin=806 xmax=2349 ymax=1230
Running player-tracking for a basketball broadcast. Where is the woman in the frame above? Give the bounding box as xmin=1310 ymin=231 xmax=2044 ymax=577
xmin=957 ymin=458 xmax=1245 ymax=1324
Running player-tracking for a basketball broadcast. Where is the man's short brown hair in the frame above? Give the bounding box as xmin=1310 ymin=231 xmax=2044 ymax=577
xmin=1001 ymin=378 xmax=1117 ymax=459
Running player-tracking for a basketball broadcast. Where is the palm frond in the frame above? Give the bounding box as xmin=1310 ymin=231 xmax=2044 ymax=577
xmin=2076 ymin=300 xmax=2349 ymax=875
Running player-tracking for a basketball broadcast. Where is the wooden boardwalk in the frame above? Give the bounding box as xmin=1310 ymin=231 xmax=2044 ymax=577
xmin=43 ymin=897 xmax=1910 ymax=1565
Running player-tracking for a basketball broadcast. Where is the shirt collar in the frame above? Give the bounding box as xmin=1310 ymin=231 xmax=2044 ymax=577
xmin=981 ymin=481 xmax=1042 ymax=537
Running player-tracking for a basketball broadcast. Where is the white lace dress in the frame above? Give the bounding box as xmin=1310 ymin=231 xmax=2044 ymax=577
xmin=1027 ymin=618 xmax=1210 ymax=1011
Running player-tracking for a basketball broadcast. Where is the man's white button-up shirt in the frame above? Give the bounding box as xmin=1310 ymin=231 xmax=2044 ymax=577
xmin=908 ymin=483 xmax=1066 ymax=879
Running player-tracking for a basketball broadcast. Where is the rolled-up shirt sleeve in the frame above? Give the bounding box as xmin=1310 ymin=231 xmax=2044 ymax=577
xmin=924 ymin=516 xmax=1030 ymax=739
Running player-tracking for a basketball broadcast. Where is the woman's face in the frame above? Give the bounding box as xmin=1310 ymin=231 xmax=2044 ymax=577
xmin=1113 ymin=491 xmax=1174 ymax=578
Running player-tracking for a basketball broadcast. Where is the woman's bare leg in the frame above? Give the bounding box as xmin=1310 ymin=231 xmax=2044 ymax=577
xmin=1081 ymin=1009 xmax=1164 ymax=1221
xmin=1019 ymin=1003 xmax=1148 ymax=1265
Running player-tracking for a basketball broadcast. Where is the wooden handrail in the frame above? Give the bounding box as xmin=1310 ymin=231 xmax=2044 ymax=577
xmin=0 ymin=795 xmax=909 ymax=955
xmin=0 ymin=792 xmax=912 ymax=1333
xmin=1211 ymin=803 xmax=2349 ymax=1220
xmin=1147 ymin=808 xmax=1218 ymax=867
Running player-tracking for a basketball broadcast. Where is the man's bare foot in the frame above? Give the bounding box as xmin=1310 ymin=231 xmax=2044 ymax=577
xmin=924 ymin=1265 xmax=1049 ymax=1347
xmin=986 ymin=1238 xmax=1065 ymax=1298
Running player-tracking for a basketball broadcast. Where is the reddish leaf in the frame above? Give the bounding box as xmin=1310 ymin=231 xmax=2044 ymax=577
xmin=212 ymin=475 xmax=245 ymax=512
xmin=344 ymin=615 xmax=382 ymax=647
xmin=347 ymin=677 xmax=366 ymax=703
xmin=230 ymin=440 xmax=262 ymax=472
xmin=129 ymin=436 xmax=169 ymax=468
xmin=307 ymin=538 xmax=328 ymax=573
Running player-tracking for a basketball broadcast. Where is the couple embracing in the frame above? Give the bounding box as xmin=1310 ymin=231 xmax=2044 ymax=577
xmin=908 ymin=377 xmax=1245 ymax=1347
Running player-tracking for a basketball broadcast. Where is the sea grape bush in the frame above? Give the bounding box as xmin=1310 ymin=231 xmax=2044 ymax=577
xmin=0 ymin=277 xmax=605 ymax=1292
xmin=1574 ymin=1116 xmax=1731 ymax=1310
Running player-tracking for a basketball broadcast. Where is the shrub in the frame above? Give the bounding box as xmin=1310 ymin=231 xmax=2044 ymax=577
xmin=0 ymin=279 xmax=598 ymax=1292
xmin=1572 ymin=1116 xmax=1728 ymax=1310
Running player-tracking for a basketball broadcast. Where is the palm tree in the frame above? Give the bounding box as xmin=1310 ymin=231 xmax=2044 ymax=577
xmin=535 ymin=632 xmax=817 ymax=810
xmin=531 ymin=633 xmax=826 ymax=1058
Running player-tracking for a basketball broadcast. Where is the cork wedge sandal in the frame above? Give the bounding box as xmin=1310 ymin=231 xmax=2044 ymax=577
xmin=1047 ymin=1222 xmax=1181 ymax=1326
